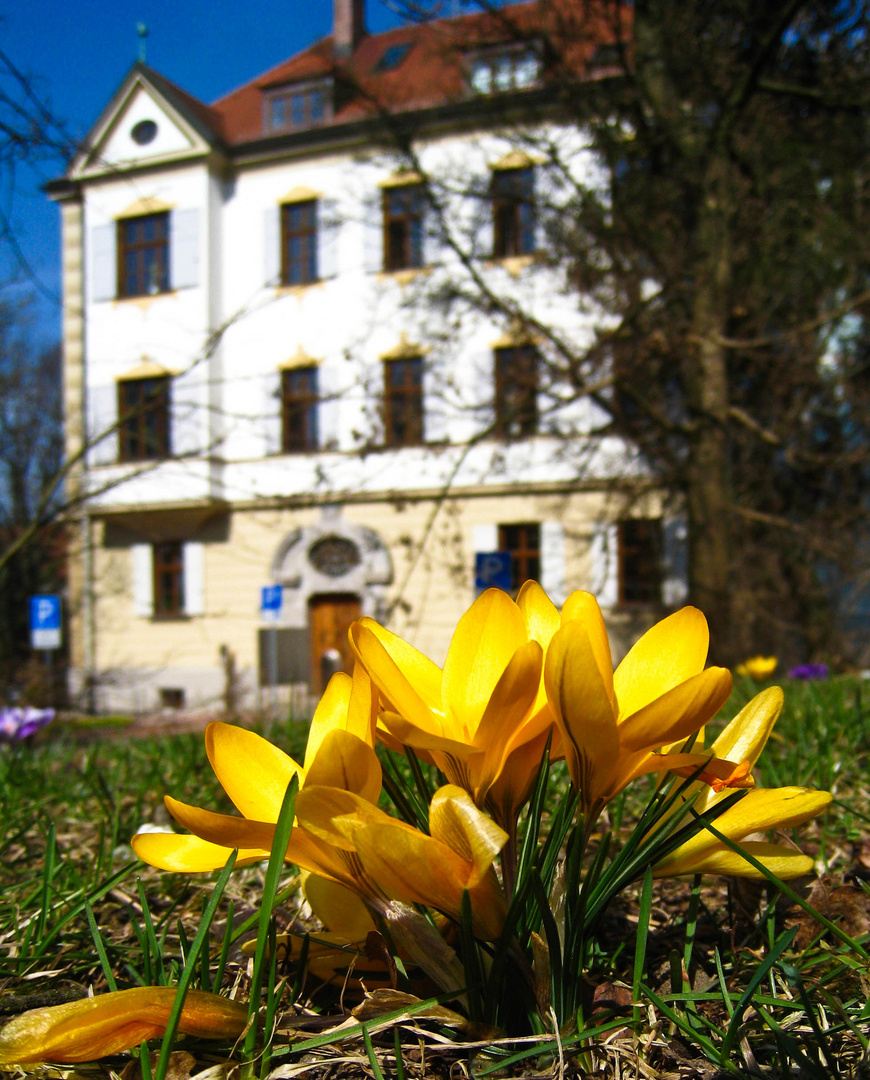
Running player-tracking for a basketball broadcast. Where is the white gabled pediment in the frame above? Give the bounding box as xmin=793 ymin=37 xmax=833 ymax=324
xmin=70 ymin=68 xmax=215 ymax=181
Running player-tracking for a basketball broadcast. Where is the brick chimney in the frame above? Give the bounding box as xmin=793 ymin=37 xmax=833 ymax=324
xmin=334 ymin=0 xmax=366 ymax=58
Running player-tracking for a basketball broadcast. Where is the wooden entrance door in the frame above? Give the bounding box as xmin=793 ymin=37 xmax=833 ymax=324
xmin=308 ymin=593 xmax=361 ymax=694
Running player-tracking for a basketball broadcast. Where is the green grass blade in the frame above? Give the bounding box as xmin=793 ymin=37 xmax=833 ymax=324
xmin=213 ymin=898 xmax=234 ymax=992
xmin=362 ymin=1023 xmax=386 ymax=1080
xmin=153 ymin=848 xmax=238 ymax=1080
xmin=632 ymin=867 xmax=653 ymax=1025
xmin=714 ymin=947 xmax=734 ymax=1019
xmin=260 ymin=917 xmax=281 ymax=1079
xmin=720 ymin=925 xmax=798 ymax=1060
xmin=695 ymin=815 xmax=869 ymax=959
xmin=459 ymin=889 xmax=484 ymax=1023
xmin=85 ymin=900 xmax=118 ymax=992
xmin=138 ymin=878 xmax=166 ymax=985
xmin=242 ymin=773 xmax=299 ymax=1068
xmin=393 ymin=1026 xmax=407 ymax=1080
xmin=36 ymin=823 xmax=56 ymax=941
xmin=641 ymin=984 xmax=734 ymax=1070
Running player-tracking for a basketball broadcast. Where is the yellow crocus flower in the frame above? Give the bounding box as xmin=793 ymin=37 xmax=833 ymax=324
xmin=654 ymin=687 xmax=832 ymax=878
xmin=0 ymin=987 xmax=246 ymax=1065
xmin=132 ymin=664 xmax=383 ymax=893
xmin=735 ymin=655 xmax=778 ymax=680
xmin=349 ymin=582 xmax=562 ymax=832
xmin=544 ymin=598 xmax=734 ymax=821
xmin=296 ymin=784 xmax=508 ymax=941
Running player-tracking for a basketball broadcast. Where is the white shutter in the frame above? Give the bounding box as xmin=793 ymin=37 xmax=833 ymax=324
xmin=86 ymin=384 xmax=117 ymax=466
xmin=263 ymin=370 xmax=282 ymax=455
xmin=264 ymin=205 xmax=281 ymax=286
xmin=422 ymin=200 xmax=446 ymax=267
xmin=473 ymin=524 xmax=498 ymax=553
xmin=318 ymin=198 xmax=340 ymax=279
xmin=662 ymin=515 xmax=689 ymax=606
xmin=362 ymin=193 xmax=383 ymax=273
xmin=133 ymin=544 xmax=154 ymax=618
xmin=317 ymin=362 xmax=336 ymax=448
xmin=183 ymin=542 xmax=205 ymax=616
xmin=539 ymin=521 xmax=565 ymax=605
xmin=472 ymin=182 xmax=493 ymax=261
xmin=589 ymin=524 xmax=618 ymax=608
xmin=91 ymin=224 xmax=116 ymax=302
xmin=534 ymin=160 xmax=564 ymax=254
xmin=170 ymin=372 xmax=200 ymax=456
xmin=170 ymin=208 xmax=199 ymax=289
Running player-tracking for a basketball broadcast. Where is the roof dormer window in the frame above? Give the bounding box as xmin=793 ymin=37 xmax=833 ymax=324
xmin=265 ymin=79 xmax=333 ymax=133
xmin=469 ymin=46 xmax=540 ymax=95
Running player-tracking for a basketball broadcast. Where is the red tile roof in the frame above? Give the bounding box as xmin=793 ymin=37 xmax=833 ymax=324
xmin=202 ymin=0 xmax=630 ymax=148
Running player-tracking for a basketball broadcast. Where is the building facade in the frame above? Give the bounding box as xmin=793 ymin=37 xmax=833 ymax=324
xmin=49 ymin=0 xmax=686 ymax=713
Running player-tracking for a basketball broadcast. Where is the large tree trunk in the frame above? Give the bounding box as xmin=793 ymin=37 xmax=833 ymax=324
xmin=684 ymin=161 xmax=736 ymax=664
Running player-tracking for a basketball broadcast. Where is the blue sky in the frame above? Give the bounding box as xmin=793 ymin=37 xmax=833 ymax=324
xmin=1 ymin=0 xmax=404 ymax=348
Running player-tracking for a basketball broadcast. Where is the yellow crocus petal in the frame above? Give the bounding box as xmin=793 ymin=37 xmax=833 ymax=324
xmin=377 ymin=708 xmax=480 ymax=760
xmin=304 ymin=666 xmax=379 ymax=772
xmin=660 ymin=787 xmax=833 ymax=868
xmin=164 ymin=795 xmax=277 ymax=851
xmin=616 ymin=666 xmax=733 ymax=753
xmin=473 ymin=639 xmax=543 ymax=800
xmin=131 ymin=831 xmax=266 ymax=872
xmin=295 ymin=785 xmax=371 ymax=851
xmin=304 ymin=729 xmax=382 ymax=804
xmin=559 ymin=590 xmax=614 ymax=702
xmin=142 ymin=799 xmax=352 ymax=884
xmin=615 ymin=748 xmax=749 ymax=798
xmin=351 ymin=622 xmax=446 ymax=737
xmin=613 ymin=606 xmax=710 ymax=719
xmin=655 ymin=842 xmax=816 ymax=880
xmin=345 ymin=662 xmax=379 ymax=749
xmin=517 ymin=580 xmax=561 ymax=650
xmin=351 ymin=618 xmax=444 ymax=712
xmin=206 ymin=722 xmax=301 ymax=821
xmin=304 ymin=873 xmax=378 ymax=941
xmin=485 ymin=723 xmax=553 ymax=831
xmin=442 ymin=589 xmax=527 ymax=737
xmin=428 ymin=785 xmax=508 ymax=886
xmin=0 ymin=987 xmax=247 ymax=1065
xmin=303 ymin=671 xmax=353 ymax=771
xmin=351 ymin=817 xmax=506 ymax=940
xmin=545 ymin=622 xmax=619 ymax=805
xmin=711 ymin=685 xmax=784 ymax=767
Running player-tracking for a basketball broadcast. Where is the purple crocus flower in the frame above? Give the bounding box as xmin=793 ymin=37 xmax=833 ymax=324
xmin=788 ymin=663 xmax=829 ymax=680
xmin=0 ymin=706 xmax=55 ymax=740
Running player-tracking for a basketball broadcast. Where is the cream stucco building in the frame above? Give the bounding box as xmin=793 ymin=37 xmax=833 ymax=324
xmin=48 ymin=0 xmax=685 ymax=713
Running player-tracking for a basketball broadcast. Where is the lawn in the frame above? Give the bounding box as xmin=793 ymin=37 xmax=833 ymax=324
xmin=1 ymin=675 xmax=869 ymax=1077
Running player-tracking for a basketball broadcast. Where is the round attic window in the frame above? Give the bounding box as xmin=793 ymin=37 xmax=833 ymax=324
xmin=131 ymin=119 xmax=158 ymax=146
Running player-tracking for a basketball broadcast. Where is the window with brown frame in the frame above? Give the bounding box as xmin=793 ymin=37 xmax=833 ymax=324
xmin=281 ymin=366 xmax=319 ymax=453
xmin=383 ymin=184 xmax=425 ymax=272
xmin=117 ymin=212 xmax=170 ymax=298
xmin=383 ymin=356 xmax=424 ymax=447
xmin=280 ymin=200 xmax=318 ymax=285
xmin=266 ymin=81 xmax=332 ymax=132
xmin=618 ymin=519 xmax=663 ymax=605
xmin=469 ymin=46 xmax=541 ymax=94
xmin=494 ymin=345 xmax=538 ymax=438
xmin=492 ymin=167 xmax=536 ymax=258
xmin=118 ymin=376 xmax=170 ymax=462
xmin=498 ymin=523 xmax=540 ymax=593
xmin=153 ymin=541 xmax=185 ymax=617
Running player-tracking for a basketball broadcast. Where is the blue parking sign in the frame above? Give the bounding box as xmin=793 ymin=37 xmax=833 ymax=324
xmin=475 ymin=551 xmax=512 ymax=592
xmin=261 ymin=584 xmax=283 ymax=620
xmin=30 ymin=594 xmax=62 ymax=650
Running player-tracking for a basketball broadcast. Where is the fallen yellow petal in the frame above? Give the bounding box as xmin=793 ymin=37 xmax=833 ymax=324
xmin=0 ymin=987 xmax=247 ymax=1065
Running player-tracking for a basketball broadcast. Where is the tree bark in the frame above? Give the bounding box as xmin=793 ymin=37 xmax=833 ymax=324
xmin=684 ymin=159 xmax=735 ymax=663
